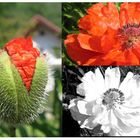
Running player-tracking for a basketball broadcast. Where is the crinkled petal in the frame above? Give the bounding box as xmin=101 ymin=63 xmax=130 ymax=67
xmin=102 ymin=48 xmax=123 ymax=65
xmin=101 ymin=28 xmax=117 ymax=53
xmin=87 ymin=3 xmax=105 ymax=16
xmin=76 ymin=83 xmax=86 ymax=97
xmin=77 ymin=33 xmax=102 ymax=52
xmin=77 ymin=100 xmax=93 ymax=115
xmin=70 ymin=109 xmax=88 ymax=125
xmin=120 ymin=3 xmax=140 ymax=26
xmin=119 ymin=72 xmax=134 ymax=100
xmin=113 ymin=107 xmax=140 ymax=134
xmin=80 ymin=71 xmax=97 ymax=100
xmin=119 ymin=72 xmax=134 ymax=89
xmin=106 ymin=109 xmax=136 ymax=136
xmin=69 ymin=98 xmax=104 ymax=129
xmin=64 ymin=34 xmax=95 ymax=65
xmin=69 ymin=98 xmax=94 ymax=116
xmin=94 ymin=68 xmax=106 ymax=93
xmin=100 ymin=3 xmax=120 ymax=29
xmin=93 ymin=108 xmax=112 ymax=134
xmin=81 ymin=71 xmax=95 ymax=83
xmin=99 ymin=109 xmax=112 ymax=134
xmin=79 ymin=3 xmax=119 ymax=36
xmin=80 ymin=107 xmax=105 ymax=129
xmin=69 ymin=99 xmax=89 ymax=125
xmin=78 ymin=15 xmax=107 ymax=36
xmin=79 ymin=71 xmax=103 ymax=101
xmin=5 ymin=37 xmax=40 ymax=91
xmin=99 ymin=109 xmax=110 ymax=125
xmin=109 ymin=110 xmax=131 ymax=136
xmin=123 ymin=75 xmax=140 ymax=107
xmin=105 ymin=67 xmax=121 ymax=89
xmin=124 ymin=49 xmax=139 ymax=65
xmin=83 ymin=54 xmax=105 ymax=65
xmin=80 ymin=116 xmax=98 ymax=129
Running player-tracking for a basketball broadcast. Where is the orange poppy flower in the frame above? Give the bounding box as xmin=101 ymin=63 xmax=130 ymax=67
xmin=64 ymin=3 xmax=140 ymax=65
xmin=5 ymin=37 xmax=40 ymax=90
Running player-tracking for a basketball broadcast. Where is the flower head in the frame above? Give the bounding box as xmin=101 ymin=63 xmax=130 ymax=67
xmin=5 ymin=37 xmax=40 ymax=91
xmin=64 ymin=3 xmax=140 ymax=65
xmin=0 ymin=37 xmax=48 ymax=124
xmin=69 ymin=67 xmax=140 ymax=136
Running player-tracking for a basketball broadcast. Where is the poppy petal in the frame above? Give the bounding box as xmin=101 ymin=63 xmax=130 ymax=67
xmin=77 ymin=33 xmax=101 ymax=52
xmin=120 ymin=3 xmax=140 ymax=26
xmin=117 ymin=49 xmax=139 ymax=65
xmin=78 ymin=15 xmax=107 ymax=36
xmin=79 ymin=3 xmax=119 ymax=36
xmin=5 ymin=37 xmax=40 ymax=91
xmin=64 ymin=34 xmax=95 ymax=65
xmin=88 ymin=3 xmax=120 ymax=29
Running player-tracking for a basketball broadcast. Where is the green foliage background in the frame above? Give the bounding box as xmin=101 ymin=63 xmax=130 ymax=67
xmin=62 ymin=3 xmax=121 ymax=66
xmin=0 ymin=3 xmax=62 ymax=137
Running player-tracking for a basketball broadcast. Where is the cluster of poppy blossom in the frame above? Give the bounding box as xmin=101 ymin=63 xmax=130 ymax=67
xmin=64 ymin=3 xmax=140 ymax=65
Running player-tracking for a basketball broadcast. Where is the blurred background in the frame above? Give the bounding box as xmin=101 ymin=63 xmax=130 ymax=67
xmin=0 ymin=3 xmax=62 ymax=137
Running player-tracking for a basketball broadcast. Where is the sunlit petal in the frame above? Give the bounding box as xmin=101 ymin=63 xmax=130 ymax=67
xmin=119 ymin=72 xmax=134 ymax=99
xmin=94 ymin=68 xmax=106 ymax=92
xmin=105 ymin=67 xmax=121 ymax=89
xmin=80 ymin=70 xmax=104 ymax=101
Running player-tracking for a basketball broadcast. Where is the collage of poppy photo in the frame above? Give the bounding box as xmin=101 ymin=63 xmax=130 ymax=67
xmin=62 ymin=2 xmax=140 ymax=137
xmin=0 ymin=1 xmax=140 ymax=138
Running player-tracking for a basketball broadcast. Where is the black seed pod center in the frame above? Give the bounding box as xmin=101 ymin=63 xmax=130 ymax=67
xmin=102 ymin=88 xmax=125 ymax=109
xmin=117 ymin=24 xmax=140 ymax=49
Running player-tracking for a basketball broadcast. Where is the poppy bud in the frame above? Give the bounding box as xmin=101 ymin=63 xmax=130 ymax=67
xmin=0 ymin=37 xmax=48 ymax=125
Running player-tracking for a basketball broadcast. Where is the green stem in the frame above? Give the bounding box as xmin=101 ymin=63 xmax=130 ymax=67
xmin=9 ymin=125 xmax=16 ymax=137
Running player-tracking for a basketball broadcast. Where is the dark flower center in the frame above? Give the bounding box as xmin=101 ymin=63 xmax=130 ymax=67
xmin=117 ymin=24 xmax=140 ymax=49
xmin=102 ymin=88 xmax=125 ymax=109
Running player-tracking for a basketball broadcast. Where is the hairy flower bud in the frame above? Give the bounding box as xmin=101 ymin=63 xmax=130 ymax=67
xmin=0 ymin=37 xmax=48 ymax=124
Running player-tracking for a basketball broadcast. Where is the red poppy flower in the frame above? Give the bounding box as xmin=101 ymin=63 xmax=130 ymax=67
xmin=5 ymin=37 xmax=40 ymax=90
xmin=64 ymin=3 xmax=140 ymax=65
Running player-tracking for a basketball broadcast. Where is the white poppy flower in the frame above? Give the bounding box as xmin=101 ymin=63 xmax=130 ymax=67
xmin=69 ymin=67 xmax=140 ymax=136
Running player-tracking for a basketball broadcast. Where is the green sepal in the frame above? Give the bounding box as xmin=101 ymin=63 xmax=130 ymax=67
xmin=0 ymin=51 xmax=48 ymax=125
